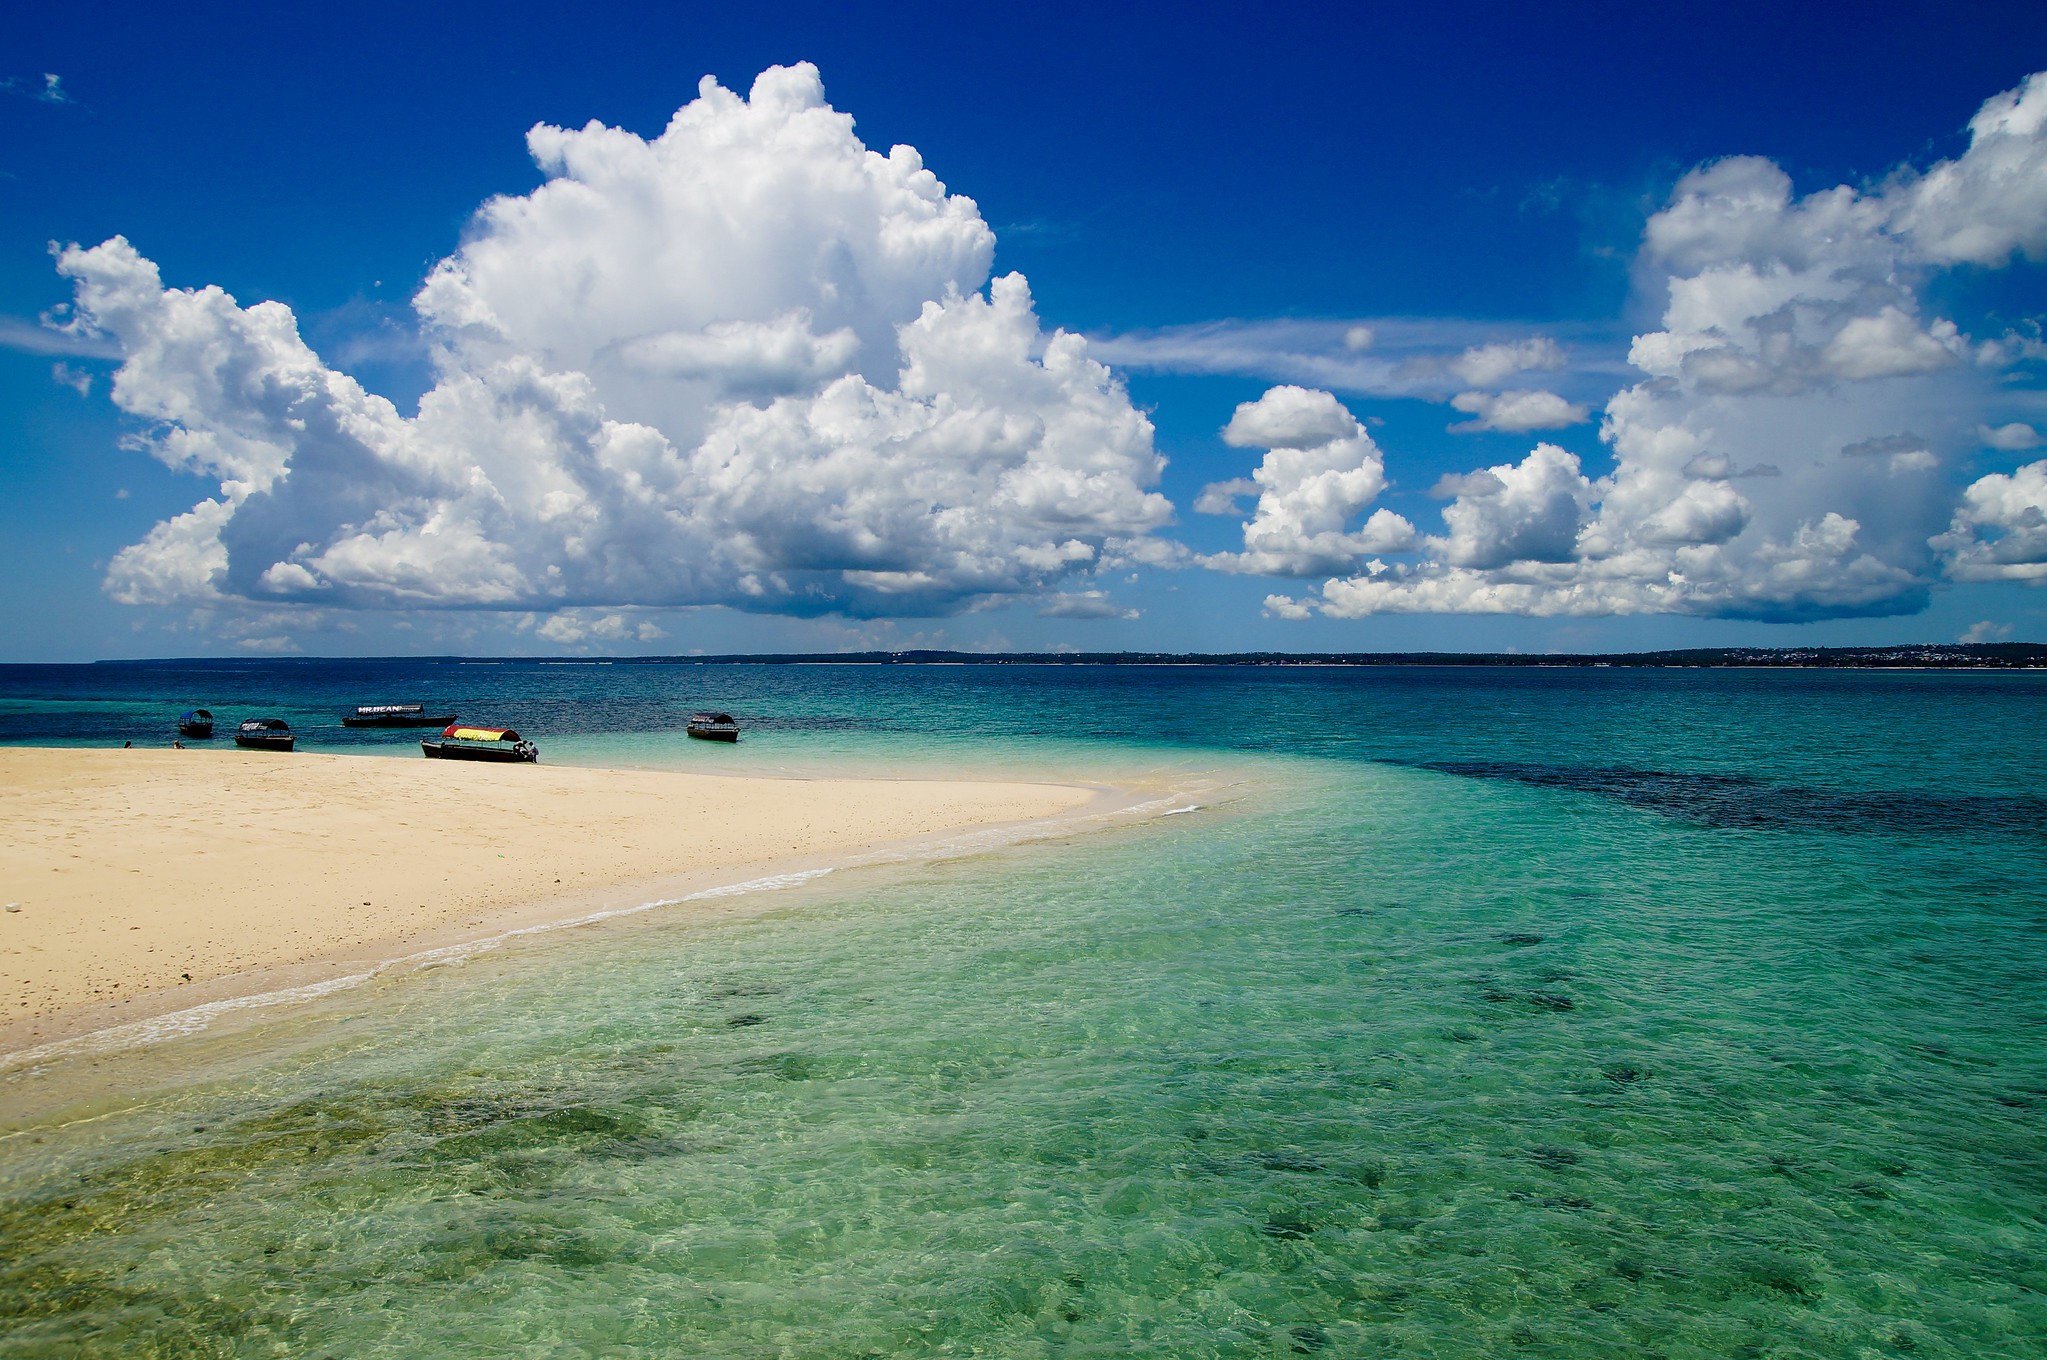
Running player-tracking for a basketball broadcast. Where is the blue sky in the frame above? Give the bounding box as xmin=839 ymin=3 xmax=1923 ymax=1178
xmin=4 ymin=1 xmax=2046 ymax=659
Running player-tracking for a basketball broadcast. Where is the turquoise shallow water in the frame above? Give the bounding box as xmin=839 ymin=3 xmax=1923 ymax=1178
xmin=2 ymin=664 xmax=2045 ymax=1356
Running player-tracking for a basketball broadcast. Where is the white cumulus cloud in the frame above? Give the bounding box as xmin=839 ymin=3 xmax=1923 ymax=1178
xmin=1261 ymin=69 xmax=2047 ymax=623
xmin=1450 ymin=337 xmax=1567 ymax=388
xmin=1193 ymin=477 xmax=1260 ymax=516
xmin=63 ymin=64 xmax=1173 ymax=623
xmin=1447 ymin=388 xmax=1589 ymax=433
xmin=1220 ymin=384 xmax=1361 ymax=449
xmin=1434 ymin=444 xmax=1594 ymax=569
xmin=532 ymin=610 xmax=666 ymax=645
xmin=1961 ymin=618 xmax=2014 ymax=643
xmin=1934 ymin=460 xmax=2047 ymax=583
xmin=1982 ymin=421 xmax=2041 ymax=451
xmin=1203 ymin=387 xmax=1415 ymax=577
xmin=1889 ymin=71 xmax=2047 ymax=267
xmin=1819 ymin=307 xmax=1961 ymax=381
xmin=1036 ymin=590 xmax=1139 ymax=620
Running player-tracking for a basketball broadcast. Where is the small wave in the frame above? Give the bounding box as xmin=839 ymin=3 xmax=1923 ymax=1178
xmin=2 ymin=972 xmax=385 ymax=1076
xmin=0 ymin=869 xmax=839 ymax=1076
xmin=1117 ymin=794 xmax=1193 ymax=818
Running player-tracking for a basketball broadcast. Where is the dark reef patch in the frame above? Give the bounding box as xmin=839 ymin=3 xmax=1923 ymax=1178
xmin=731 ymin=1052 xmax=819 ymax=1081
xmin=1477 ymin=980 xmax=1577 ymax=1012
xmin=1400 ymin=760 xmax=2047 ymax=837
xmin=1259 ymin=1214 xmax=1315 ymax=1240
xmin=1289 ymin=1324 xmax=1331 ymax=1352
xmin=1734 ymin=1250 xmax=1822 ymax=1300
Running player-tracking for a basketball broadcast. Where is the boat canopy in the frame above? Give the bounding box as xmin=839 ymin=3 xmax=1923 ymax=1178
xmin=180 ymin=708 xmax=212 ymax=721
xmin=354 ymin=703 xmax=424 ymax=716
xmin=239 ymin=718 xmax=289 ymax=732
xmin=442 ymin=725 xmax=521 ymax=742
xmin=691 ymin=712 xmax=736 ymax=724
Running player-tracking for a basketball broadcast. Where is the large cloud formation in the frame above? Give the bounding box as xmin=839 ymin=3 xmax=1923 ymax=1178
xmin=62 ymin=64 xmax=1170 ymax=619
xmin=1255 ymin=71 xmax=2047 ymax=621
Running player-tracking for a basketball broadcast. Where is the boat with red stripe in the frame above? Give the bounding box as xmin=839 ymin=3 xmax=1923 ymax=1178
xmin=420 ymin=724 xmax=538 ymax=763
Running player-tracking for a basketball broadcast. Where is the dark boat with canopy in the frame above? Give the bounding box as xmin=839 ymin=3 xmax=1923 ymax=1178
xmin=177 ymin=708 xmax=215 ymax=738
xmin=234 ymin=718 xmax=295 ymax=752
xmin=343 ymin=703 xmax=458 ymax=728
xmin=686 ymin=711 xmax=740 ymax=742
xmin=421 ymin=724 xmax=538 ymax=763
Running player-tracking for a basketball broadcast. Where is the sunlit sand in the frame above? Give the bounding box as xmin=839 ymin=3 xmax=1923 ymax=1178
xmin=0 ymin=747 xmax=1094 ymax=1054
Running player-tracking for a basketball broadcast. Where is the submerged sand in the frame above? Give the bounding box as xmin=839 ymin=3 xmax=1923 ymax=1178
xmin=0 ymin=747 xmax=1096 ymax=1050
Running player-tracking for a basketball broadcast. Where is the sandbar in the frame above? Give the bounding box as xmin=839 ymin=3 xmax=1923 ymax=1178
xmin=0 ymin=747 xmax=1097 ymax=1055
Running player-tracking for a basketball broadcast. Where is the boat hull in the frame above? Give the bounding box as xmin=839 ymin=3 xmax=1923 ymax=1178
xmin=177 ymin=722 xmax=214 ymax=738
xmin=234 ymin=734 xmax=295 ymax=752
xmin=421 ymin=739 xmax=537 ymax=763
xmin=686 ymin=727 xmax=739 ymax=742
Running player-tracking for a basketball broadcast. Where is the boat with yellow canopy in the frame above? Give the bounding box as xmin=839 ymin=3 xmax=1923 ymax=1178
xmin=420 ymin=723 xmax=538 ymax=763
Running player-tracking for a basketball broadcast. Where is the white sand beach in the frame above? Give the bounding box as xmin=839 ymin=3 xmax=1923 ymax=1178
xmin=0 ymin=747 xmax=1097 ymax=1054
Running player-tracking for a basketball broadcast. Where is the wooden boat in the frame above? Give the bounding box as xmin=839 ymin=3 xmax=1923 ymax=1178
xmin=421 ymin=724 xmax=538 ymax=763
xmin=177 ymin=708 xmax=215 ymax=738
xmin=686 ymin=711 xmax=740 ymax=742
xmin=343 ymin=702 xmax=457 ymax=728
xmin=234 ymin=718 xmax=295 ymax=752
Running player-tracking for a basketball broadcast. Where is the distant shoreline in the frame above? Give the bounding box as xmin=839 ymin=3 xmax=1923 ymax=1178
xmin=55 ymin=643 xmax=2047 ymax=671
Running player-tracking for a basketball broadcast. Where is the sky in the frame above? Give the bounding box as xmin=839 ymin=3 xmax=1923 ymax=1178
xmin=4 ymin=1 xmax=2046 ymax=660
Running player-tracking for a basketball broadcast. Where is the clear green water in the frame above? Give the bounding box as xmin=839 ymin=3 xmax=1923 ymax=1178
xmin=2 ymin=665 xmax=2044 ymax=1356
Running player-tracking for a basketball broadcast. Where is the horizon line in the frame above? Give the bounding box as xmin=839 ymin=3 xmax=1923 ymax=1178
xmin=27 ymin=641 xmax=2047 ymax=668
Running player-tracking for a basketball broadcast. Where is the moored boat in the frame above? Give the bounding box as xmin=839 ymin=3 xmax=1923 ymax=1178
xmin=234 ymin=718 xmax=295 ymax=752
xmin=177 ymin=708 xmax=215 ymax=738
xmin=343 ymin=702 xmax=458 ymax=728
xmin=686 ymin=711 xmax=740 ymax=742
xmin=421 ymin=724 xmax=538 ymax=763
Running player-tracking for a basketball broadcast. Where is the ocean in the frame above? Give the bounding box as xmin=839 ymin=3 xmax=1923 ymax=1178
xmin=1 ymin=661 xmax=2044 ymax=1357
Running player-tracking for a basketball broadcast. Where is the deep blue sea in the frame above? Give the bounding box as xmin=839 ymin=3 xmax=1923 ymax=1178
xmin=2 ymin=661 xmax=2045 ymax=1357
